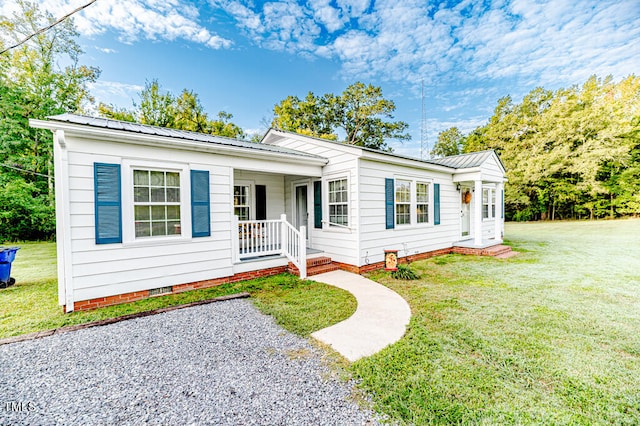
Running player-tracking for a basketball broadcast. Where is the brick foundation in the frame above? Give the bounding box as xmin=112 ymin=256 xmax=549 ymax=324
xmin=67 ymin=244 xmax=511 ymax=312
xmin=333 ymin=247 xmax=456 ymax=274
xmin=66 ymin=265 xmax=287 ymax=312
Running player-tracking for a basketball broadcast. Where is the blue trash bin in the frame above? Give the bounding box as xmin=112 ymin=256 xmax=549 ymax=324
xmin=0 ymin=247 xmax=20 ymax=287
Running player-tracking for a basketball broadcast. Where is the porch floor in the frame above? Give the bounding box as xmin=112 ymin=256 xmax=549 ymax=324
xmin=239 ymin=247 xmax=323 ymax=263
xmin=453 ymin=238 xmax=503 ymax=249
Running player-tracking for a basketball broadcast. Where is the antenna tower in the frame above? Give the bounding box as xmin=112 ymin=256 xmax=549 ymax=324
xmin=420 ymin=80 xmax=428 ymax=159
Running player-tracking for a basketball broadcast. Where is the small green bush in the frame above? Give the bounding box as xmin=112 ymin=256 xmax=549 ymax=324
xmin=391 ymin=264 xmax=420 ymax=280
xmin=0 ymin=177 xmax=55 ymax=241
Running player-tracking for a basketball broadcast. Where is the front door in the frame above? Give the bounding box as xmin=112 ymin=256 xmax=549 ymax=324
xmin=295 ymin=185 xmax=309 ymax=241
xmin=461 ymin=186 xmax=471 ymax=238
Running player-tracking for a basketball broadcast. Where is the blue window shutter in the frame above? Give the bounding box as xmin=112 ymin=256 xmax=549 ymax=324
xmin=191 ymin=170 xmax=211 ymax=238
xmin=313 ymin=181 xmax=322 ymax=229
xmin=434 ymin=183 xmax=441 ymax=225
xmin=94 ymin=163 xmax=122 ymax=244
xmin=501 ymin=188 xmax=504 ymax=219
xmin=385 ymin=178 xmax=395 ymax=229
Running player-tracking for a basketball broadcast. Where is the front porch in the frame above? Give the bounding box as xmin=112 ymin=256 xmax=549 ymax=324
xmin=452 ymin=239 xmax=514 ymax=258
xmin=232 ymin=167 xmax=324 ymax=278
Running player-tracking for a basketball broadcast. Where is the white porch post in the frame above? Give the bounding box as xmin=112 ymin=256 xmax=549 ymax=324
xmin=280 ymin=214 xmax=287 ymax=255
xmin=231 ymin=215 xmax=239 ymax=263
xmin=474 ymin=180 xmax=483 ymax=246
xmin=494 ymin=182 xmax=504 ymax=242
xmin=299 ymin=226 xmax=307 ymax=279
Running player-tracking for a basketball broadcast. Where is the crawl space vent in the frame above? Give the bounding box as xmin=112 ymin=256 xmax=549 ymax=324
xmin=149 ymin=286 xmax=173 ymax=296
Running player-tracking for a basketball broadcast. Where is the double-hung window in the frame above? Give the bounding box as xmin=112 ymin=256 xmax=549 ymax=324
xmin=328 ymin=178 xmax=348 ymax=226
xmin=491 ymin=190 xmax=497 ymax=218
xmin=395 ymin=179 xmax=411 ymax=225
xmin=133 ymin=170 xmax=181 ymax=238
xmin=416 ymin=182 xmax=429 ymax=224
xmin=483 ymin=188 xmax=496 ymax=219
xmin=234 ymin=185 xmax=250 ymax=220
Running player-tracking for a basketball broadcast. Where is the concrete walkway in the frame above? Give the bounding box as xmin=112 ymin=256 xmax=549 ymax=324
xmin=310 ymin=270 xmax=411 ymax=362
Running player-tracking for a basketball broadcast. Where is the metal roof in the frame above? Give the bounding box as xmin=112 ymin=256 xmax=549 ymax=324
xmin=264 ymin=128 xmax=502 ymax=170
xmin=428 ymin=150 xmax=498 ymax=169
xmin=46 ymin=114 xmax=327 ymax=160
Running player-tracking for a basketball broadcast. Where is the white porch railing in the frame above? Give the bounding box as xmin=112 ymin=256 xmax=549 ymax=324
xmin=237 ymin=218 xmax=283 ymax=258
xmin=233 ymin=214 xmax=306 ymax=279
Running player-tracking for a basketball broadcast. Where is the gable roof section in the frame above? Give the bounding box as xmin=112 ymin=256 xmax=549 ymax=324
xmin=263 ymin=128 xmax=505 ymax=172
xmin=36 ymin=114 xmax=327 ymax=162
xmin=429 ymin=150 xmax=506 ymax=172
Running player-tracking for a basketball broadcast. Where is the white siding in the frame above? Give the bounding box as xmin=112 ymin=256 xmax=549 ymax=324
xmin=358 ymin=159 xmax=461 ymax=266
xmin=482 ymin=155 xmax=505 ymax=182
xmin=60 ymin=135 xmax=261 ymax=302
xmin=272 ymin=136 xmax=360 ymax=265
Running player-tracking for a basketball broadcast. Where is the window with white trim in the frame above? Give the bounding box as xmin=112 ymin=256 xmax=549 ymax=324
xmin=491 ymin=189 xmax=496 ymax=218
xmin=133 ymin=169 xmax=181 ymax=238
xmin=395 ymin=179 xmax=411 ymax=225
xmin=483 ymin=188 xmax=496 ymax=219
xmin=416 ymin=182 xmax=430 ymax=224
xmin=328 ymin=178 xmax=348 ymax=226
xmin=234 ymin=185 xmax=250 ymax=220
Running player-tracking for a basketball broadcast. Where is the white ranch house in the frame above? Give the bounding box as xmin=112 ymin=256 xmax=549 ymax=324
xmin=31 ymin=114 xmax=507 ymax=312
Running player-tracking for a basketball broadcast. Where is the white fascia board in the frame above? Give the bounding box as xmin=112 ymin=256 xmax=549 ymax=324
xmin=263 ymin=129 xmax=365 ymax=156
xmin=30 ymin=119 xmax=328 ymax=167
xmin=361 ymin=150 xmax=454 ymax=174
xmin=452 ymin=169 xmax=482 ymax=182
xmin=453 ymin=168 xmax=508 ymax=183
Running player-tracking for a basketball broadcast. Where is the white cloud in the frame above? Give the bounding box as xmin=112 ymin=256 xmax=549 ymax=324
xmin=88 ymin=80 xmax=144 ymax=106
xmin=10 ymin=0 xmax=233 ymax=50
xmin=210 ymin=0 xmax=639 ymax=91
xmin=95 ymin=46 xmax=117 ymax=54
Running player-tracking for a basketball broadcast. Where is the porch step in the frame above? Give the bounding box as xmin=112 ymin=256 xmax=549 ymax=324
xmin=288 ymin=256 xmax=340 ymax=277
xmin=453 ymin=244 xmax=515 ymax=257
xmin=481 ymin=244 xmax=513 ymax=257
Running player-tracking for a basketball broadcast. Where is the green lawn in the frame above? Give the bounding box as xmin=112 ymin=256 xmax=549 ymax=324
xmin=358 ymin=219 xmax=640 ymax=424
xmin=0 ymin=242 xmax=356 ymax=339
xmin=3 ymin=220 xmax=640 ymax=424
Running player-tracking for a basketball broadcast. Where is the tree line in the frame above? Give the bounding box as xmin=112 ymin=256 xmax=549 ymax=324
xmin=2 ymin=2 xmax=638 ymax=242
xmin=0 ymin=2 xmax=409 ymax=241
xmin=431 ymin=75 xmax=640 ymax=221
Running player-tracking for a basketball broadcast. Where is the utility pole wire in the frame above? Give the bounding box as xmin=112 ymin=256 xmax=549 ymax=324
xmin=1 ymin=163 xmax=52 ymax=179
xmin=0 ymin=0 xmax=98 ymax=55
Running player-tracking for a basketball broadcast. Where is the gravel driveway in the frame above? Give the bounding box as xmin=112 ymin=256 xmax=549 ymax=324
xmin=0 ymin=299 xmax=379 ymax=425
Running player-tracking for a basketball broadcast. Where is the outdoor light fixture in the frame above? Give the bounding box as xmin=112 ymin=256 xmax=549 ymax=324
xmin=456 ymin=184 xmax=461 ymax=191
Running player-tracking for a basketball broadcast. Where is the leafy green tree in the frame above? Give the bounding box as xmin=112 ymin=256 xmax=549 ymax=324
xmin=138 ymin=80 xmax=175 ymax=128
xmin=431 ymin=127 xmax=464 ymax=157
xmin=272 ymin=82 xmax=409 ymax=150
xmin=0 ymin=1 xmax=100 ymax=240
xmin=462 ymin=75 xmax=640 ymax=221
xmin=272 ymin=92 xmax=336 ymax=140
xmin=97 ymin=103 xmax=136 ymax=122
xmin=331 ymin=82 xmax=410 ymax=149
xmin=98 ymin=81 xmax=245 ymax=139
xmin=208 ymin=111 xmax=245 ymax=139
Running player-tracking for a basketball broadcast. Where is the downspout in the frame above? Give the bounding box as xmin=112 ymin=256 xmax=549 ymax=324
xmin=53 ymin=130 xmax=75 ymax=312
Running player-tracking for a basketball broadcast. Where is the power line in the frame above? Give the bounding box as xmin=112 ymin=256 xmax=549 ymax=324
xmin=0 ymin=0 xmax=98 ymax=55
xmin=1 ymin=163 xmax=52 ymax=179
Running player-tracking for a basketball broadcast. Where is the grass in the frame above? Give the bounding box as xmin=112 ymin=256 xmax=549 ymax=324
xmin=0 ymin=242 xmax=356 ymax=339
xmin=356 ymin=218 xmax=640 ymax=424
xmin=4 ymin=220 xmax=640 ymax=424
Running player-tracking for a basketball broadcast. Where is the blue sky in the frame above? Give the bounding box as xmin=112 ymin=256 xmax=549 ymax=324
xmin=4 ymin=0 xmax=639 ymax=158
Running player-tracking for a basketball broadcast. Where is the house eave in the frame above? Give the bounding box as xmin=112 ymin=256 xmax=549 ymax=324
xmin=30 ymin=119 xmax=329 ymax=167
xmin=360 ymin=150 xmax=455 ymax=173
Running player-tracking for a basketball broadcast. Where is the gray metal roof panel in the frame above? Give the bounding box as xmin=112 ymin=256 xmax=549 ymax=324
xmin=265 ymin=128 xmax=501 ymax=170
xmin=428 ymin=150 xmax=496 ymax=169
xmin=47 ymin=114 xmax=327 ymax=160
